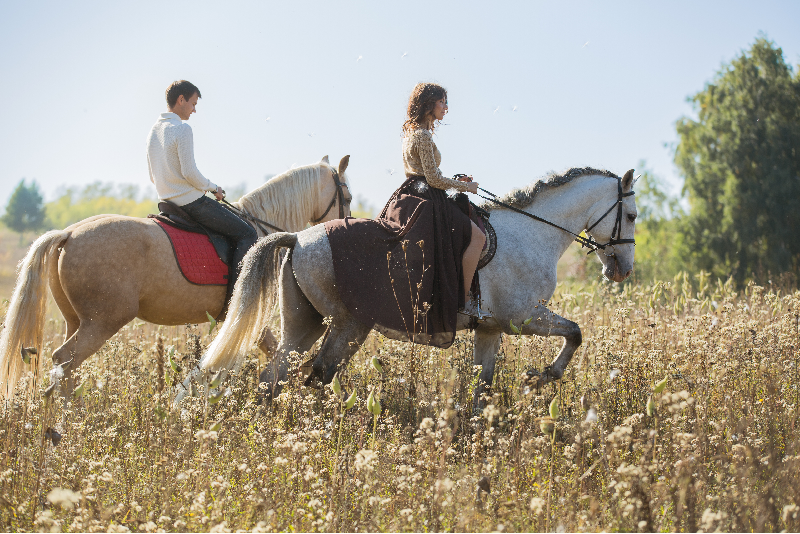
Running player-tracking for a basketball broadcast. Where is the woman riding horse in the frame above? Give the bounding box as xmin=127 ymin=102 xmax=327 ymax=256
xmin=325 ymin=83 xmax=489 ymax=349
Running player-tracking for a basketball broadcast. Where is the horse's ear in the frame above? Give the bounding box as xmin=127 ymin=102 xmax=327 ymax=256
xmin=321 ymin=155 xmax=330 ymax=164
xmin=622 ymin=169 xmax=634 ymax=192
xmin=338 ymin=155 xmax=350 ymax=175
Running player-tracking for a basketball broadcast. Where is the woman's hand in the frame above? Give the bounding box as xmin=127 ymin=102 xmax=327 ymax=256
xmin=214 ymin=186 xmax=226 ymax=201
xmin=455 ymin=174 xmax=479 ymax=193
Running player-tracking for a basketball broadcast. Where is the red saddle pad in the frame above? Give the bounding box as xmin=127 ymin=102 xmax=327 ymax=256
xmin=153 ymin=219 xmax=229 ymax=285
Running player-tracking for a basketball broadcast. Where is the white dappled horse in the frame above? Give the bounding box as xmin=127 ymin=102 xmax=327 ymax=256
xmin=189 ymin=168 xmax=637 ymax=411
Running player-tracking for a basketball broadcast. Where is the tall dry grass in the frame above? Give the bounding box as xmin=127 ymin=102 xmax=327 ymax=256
xmin=1 ymin=273 xmax=799 ymax=532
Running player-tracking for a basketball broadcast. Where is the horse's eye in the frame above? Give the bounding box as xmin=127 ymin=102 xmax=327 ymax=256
xmin=627 ymin=213 xmax=637 ymax=223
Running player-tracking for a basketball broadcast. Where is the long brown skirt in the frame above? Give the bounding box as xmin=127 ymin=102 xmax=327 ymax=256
xmin=324 ymin=177 xmax=472 ymax=348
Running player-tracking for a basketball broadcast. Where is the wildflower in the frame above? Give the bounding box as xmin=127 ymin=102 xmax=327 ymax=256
xmin=530 ymin=497 xmax=545 ymax=514
xmin=354 ymin=449 xmax=378 ymax=472
xmin=483 ymin=404 xmax=500 ymax=424
xmin=47 ymin=488 xmax=80 ymax=510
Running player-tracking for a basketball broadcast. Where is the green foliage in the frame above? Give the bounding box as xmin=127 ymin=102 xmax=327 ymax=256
xmin=628 ymin=162 xmax=685 ymax=284
xmin=350 ymin=195 xmax=376 ymax=219
xmin=675 ymin=36 xmax=800 ymax=284
xmin=45 ymin=182 xmax=156 ymax=229
xmin=1 ymin=179 xmax=46 ymax=234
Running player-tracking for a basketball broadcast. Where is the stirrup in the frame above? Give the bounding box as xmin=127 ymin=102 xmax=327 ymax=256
xmin=459 ymin=294 xmax=492 ymax=321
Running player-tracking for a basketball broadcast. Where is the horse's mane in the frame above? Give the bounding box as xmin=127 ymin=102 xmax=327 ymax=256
xmin=235 ymin=163 xmax=334 ymax=232
xmin=483 ymin=167 xmax=619 ymax=210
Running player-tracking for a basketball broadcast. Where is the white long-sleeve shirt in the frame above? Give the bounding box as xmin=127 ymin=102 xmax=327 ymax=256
xmin=146 ymin=112 xmax=219 ymax=206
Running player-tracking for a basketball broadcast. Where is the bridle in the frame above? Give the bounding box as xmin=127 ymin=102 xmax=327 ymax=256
xmin=311 ymin=168 xmax=350 ymax=223
xmin=477 ymin=175 xmax=635 ymax=254
xmin=584 ymin=176 xmax=636 ymax=252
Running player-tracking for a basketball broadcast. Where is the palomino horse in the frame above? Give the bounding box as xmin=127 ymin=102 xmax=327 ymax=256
xmin=194 ymin=168 xmax=637 ymax=411
xmin=0 ymin=155 xmax=352 ymax=399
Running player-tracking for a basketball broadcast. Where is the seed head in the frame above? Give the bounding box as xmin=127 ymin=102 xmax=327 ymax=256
xmin=653 ymin=375 xmax=668 ymax=394
xmin=344 ymin=388 xmax=357 ymax=410
xmin=646 ymin=395 xmax=656 ymax=417
xmin=549 ymin=397 xmax=560 ymax=420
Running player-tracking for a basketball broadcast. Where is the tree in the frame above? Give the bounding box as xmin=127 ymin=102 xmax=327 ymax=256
xmin=1 ymin=179 xmax=46 ymax=235
xmin=674 ymin=36 xmax=800 ymax=284
xmin=45 ymin=182 xmax=155 ymax=229
xmin=628 ymin=162 xmax=684 ymax=284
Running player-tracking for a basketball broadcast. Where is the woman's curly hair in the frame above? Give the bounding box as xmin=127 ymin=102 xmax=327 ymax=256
xmin=402 ymin=83 xmax=447 ymax=134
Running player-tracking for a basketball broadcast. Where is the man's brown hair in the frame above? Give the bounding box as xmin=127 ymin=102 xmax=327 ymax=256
xmin=166 ymin=80 xmax=201 ymax=108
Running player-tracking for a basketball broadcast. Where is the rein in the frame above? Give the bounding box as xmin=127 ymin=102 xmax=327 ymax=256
xmin=476 ymin=176 xmax=635 ymax=254
xmin=220 ymin=199 xmax=286 ymax=234
xmin=311 ymin=168 xmax=349 ymax=223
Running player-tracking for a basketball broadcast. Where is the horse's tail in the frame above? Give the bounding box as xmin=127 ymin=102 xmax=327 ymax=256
xmin=0 ymin=229 xmax=71 ymax=398
xmin=201 ymin=232 xmax=298 ymax=371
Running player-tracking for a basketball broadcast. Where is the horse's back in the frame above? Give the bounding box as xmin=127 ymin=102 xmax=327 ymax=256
xmin=56 ymin=215 xmax=224 ymax=324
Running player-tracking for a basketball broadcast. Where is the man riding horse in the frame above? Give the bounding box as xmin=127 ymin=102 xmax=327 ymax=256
xmin=146 ymin=80 xmax=258 ymax=295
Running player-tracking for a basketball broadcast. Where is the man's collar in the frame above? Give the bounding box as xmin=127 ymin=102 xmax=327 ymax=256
xmin=159 ymin=112 xmax=183 ymax=123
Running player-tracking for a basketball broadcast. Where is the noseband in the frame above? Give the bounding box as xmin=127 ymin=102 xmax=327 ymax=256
xmin=478 ymin=175 xmax=635 ymax=254
xmin=312 ymin=168 xmax=349 ymax=223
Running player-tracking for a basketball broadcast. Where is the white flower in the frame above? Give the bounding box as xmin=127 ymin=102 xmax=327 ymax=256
xmin=46 ymin=488 xmax=80 ymax=510
xmin=530 ymin=497 xmax=545 ymax=514
xmin=585 ymin=408 xmax=598 ymax=423
xmin=354 ymin=449 xmax=378 ymax=472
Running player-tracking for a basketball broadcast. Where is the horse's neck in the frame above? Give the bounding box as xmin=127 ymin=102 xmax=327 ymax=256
xmin=510 ymin=176 xmax=614 ymax=261
xmin=235 ymin=165 xmax=321 ymax=233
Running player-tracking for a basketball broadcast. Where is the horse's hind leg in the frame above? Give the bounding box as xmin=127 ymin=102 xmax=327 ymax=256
xmin=309 ymin=316 xmax=371 ymax=386
xmin=50 ymin=265 xmax=139 ymax=397
xmin=51 ymin=311 xmax=137 ymax=397
xmin=49 ymin=250 xmax=79 ymax=340
xmin=259 ymin=256 xmax=327 ymax=401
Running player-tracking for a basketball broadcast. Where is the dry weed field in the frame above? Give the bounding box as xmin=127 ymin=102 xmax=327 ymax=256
xmin=1 ymin=265 xmax=799 ymax=532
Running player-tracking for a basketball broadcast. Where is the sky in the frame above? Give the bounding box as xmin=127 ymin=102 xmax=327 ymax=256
xmin=1 ymin=0 xmax=799 ymax=213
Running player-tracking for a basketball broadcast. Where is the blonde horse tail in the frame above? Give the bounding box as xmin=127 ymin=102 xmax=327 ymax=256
xmin=0 ymin=229 xmax=71 ymax=399
xmin=201 ymin=232 xmax=298 ymax=371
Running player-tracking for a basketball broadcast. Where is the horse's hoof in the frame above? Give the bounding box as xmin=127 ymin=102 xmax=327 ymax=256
xmin=303 ymin=365 xmax=325 ymax=389
xmin=525 ymin=366 xmax=557 ymax=389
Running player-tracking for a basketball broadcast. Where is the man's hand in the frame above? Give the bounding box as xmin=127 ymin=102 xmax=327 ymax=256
xmin=214 ymin=186 xmax=225 ymax=201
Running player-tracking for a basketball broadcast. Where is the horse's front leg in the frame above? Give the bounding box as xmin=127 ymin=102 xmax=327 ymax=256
xmin=472 ymin=328 xmax=503 ymax=414
xmin=512 ymin=306 xmax=582 ymax=385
